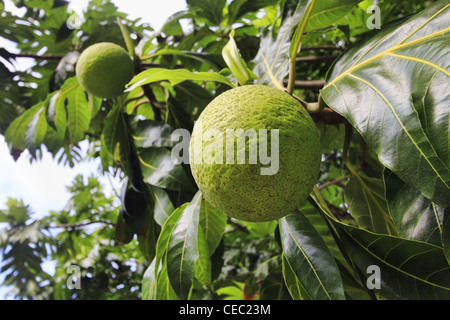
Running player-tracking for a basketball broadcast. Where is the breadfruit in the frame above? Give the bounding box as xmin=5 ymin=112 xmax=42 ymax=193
xmin=76 ymin=42 xmax=134 ymax=99
xmin=189 ymin=85 xmax=321 ymax=222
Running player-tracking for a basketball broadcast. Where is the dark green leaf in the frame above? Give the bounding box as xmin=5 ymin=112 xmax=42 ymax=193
xmin=252 ymin=0 xmax=312 ymax=87
xmin=306 ymin=0 xmax=362 ymax=30
xmin=161 ymin=11 xmax=192 ymax=36
xmin=62 ymin=77 xmax=91 ymax=144
xmin=5 ymin=104 xmax=43 ymax=151
xmin=384 ymin=169 xmax=444 ymax=246
xmin=127 ymin=68 xmax=235 ymax=92
xmin=186 ymin=0 xmax=226 ymax=25
xmin=259 ymin=264 xmax=290 ymax=300
xmin=321 ymin=2 xmax=450 ymax=207
xmin=131 ymin=119 xmax=176 ymax=148
xmin=24 ymin=106 xmax=48 ymax=154
xmin=336 ymin=222 xmax=450 ymax=299
xmin=152 ymin=185 xmax=176 ymax=227
xmin=228 ymin=0 xmax=277 ymax=25
xmin=279 ymin=212 xmax=345 ymax=300
xmin=199 ymin=198 xmax=227 ymax=254
xmin=281 ymin=253 xmax=312 ymax=300
xmin=139 ymin=147 xmax=194 ymax=192
xmin=194 ymin=226 xmax=211 ymax=287
xmin=312 ymin=188 xmax=450 ymax=300
xmin=167 ymin=191 xmax=202 ymax=299
xmin=344 ymin=172 xmax=391 ymax=234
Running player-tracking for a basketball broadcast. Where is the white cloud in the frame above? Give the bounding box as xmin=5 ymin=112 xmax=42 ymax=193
xmin=0 ymin=137 xmax=116 ymax=218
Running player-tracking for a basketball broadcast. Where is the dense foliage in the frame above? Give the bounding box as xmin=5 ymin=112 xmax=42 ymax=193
xmin=0 ymin=0 xmax=449 ymax=300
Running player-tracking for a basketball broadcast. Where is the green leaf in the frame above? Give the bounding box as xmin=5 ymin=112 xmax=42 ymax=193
xmin=199 ymin=198 xmax=227 ymax=254
xmin=151 ymin=185 xmax=176 ymax=227
xmin=216 ymin=281 xmax=245 ymax=300
xmin=252 ymin=0 xmax=312 ymax=88
xmin=139 ymin=147 xmax=194 ymax=192
xmin=24 ymin=106 xmax=48 ymax=154
xmin=131 ymin=119 xmax=176 ymax=148
xmin=5 ymin=104 xmax=44 ymax=151
xmin=306 ymin=0 xmax=363 ymax=31
xmin=127 ymin=68 xmax=235 ymax=92
xmin=311 ymin=188 xmax=450 ymax=300
xmin=222 ymin=29 xmax=257 ymax=85
xmin=120 ymin=179 xmax=158 ymax=262
xmin=344 ymin=172 xmax=391 ymax=234
xmin=102 ymin=100 xmax=135 ymax=178
xmin=186 ymin=0 xmax=226 ymax=25
xmin=161 ymin=11 xmax=191 ymax=36
xmin=336 ymin=222 xmax=450 ymax=299
xmin=142 ymin=258 xmax=179 ymax=300
xmin=321 ymin=2 xmax=450 ymax=207
xmin=228 ymin=0 xmax=277 ymax=25
xmin=282 ymin=254 xmax=308 ymax=300
xmin=384 ymin=169 xmax=444 ymax=246
xmin=279 ymin=212 xmax=345 ymax=300
xmin=60 ymin=77 xmax=91 ymax=144
xmin=153 ymin=204 xmax=188 ymax=283
xmin=144 ymin=49 xmax=225 ymax=70
xmin=443 ymin=209 xmax=450 ymax=264
xmin=115 ymin=209 xmax=134 ymax=245
xmin=259 ymin=264 xmax=290 ymax=300
xmin=194 ymin=226 xmax=212 ymax=287
xmin=167 ymin=191 xmax=202 ymax=299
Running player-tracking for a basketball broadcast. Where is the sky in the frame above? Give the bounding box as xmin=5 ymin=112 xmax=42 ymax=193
xmin=0 ymin=0 xmax=188 ymax=299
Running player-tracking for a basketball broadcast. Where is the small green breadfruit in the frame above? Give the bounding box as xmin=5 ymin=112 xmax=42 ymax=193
xmin=189 ymin=85 xmax=321 ymax=222
xmin=76 ymin=42 xmax=134 ymax=99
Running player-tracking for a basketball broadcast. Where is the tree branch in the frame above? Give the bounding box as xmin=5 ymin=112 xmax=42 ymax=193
xmin=300 ymin=45 xmax=345 ymax=52
xmin=46 ymin=220 xmax=115 ymax=229
xmin=310 ymin=107 xmax=348 ymax=125
xmin=296 ymin=55 xmax=338 ymax=63
xmin=10 ymin=52 xmax=64 ymax=60
xmin=283 ymin=79 xmax=325 ymax=89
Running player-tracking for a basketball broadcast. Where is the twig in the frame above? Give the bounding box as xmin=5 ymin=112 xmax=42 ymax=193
xmin=283 ymin=79 xmax=325 ymax=89
xmin=227 ymin=219 xmax=250 ymax=234
xmin=46 ymin=220 xmax=115 ymax=229
xmin=141 ymin=62 xmax=184 ymax=69
xmin=10 ymin=52 xmax=64 ymax=60
xmin=310 ymin=107 xmax=348 ymax=125
xmin=318 ymin=176 xmax=348 ymax=190
xmin=295 ymin=55 xmax=338 ymax=63
xmin=300 ymin=45 xmax=345 ymax=52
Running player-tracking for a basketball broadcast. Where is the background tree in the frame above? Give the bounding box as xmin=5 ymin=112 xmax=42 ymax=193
xmin=0 ymin=0 xmax=449 ymax=300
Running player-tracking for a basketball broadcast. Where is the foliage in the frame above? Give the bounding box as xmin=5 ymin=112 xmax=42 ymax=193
xmin=0 ymin=0 xmax=449 ymax=300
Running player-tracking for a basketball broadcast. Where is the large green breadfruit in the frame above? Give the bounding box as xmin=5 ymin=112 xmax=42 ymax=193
xmin=76 ymin=42 xmax=134 ymax=99
xmin=189 ymin=85 xmax=321 ymax=222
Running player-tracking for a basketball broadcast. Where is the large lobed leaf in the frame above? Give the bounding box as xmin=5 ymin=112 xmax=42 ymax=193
xmin=321 ymin=1 xmax=450 ymax=207
xmin=337 ymin=223 xmax=450 ymax=299
xmin=279 ymin=212 xmax=345 ymax=300
xmin=312 ymin=189 xmax=450 ymax=300
xmin=252 ymin=0 xmax=363 ymax=87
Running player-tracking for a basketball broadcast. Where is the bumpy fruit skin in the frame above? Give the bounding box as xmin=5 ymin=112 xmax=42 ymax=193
xmin=76 ymin=42 xmax=134 ymax=99
xmin=189 ymin=85 xmax=321 ymax=222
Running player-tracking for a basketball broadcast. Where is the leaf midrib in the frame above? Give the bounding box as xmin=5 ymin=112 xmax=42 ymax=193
xmin=281 ymin=217 xmax=333 ymax=300
xmin=349 ymin=231 xmax=450 ymax=292
xmin=177 ymin=194 xmax=201 ymax=295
